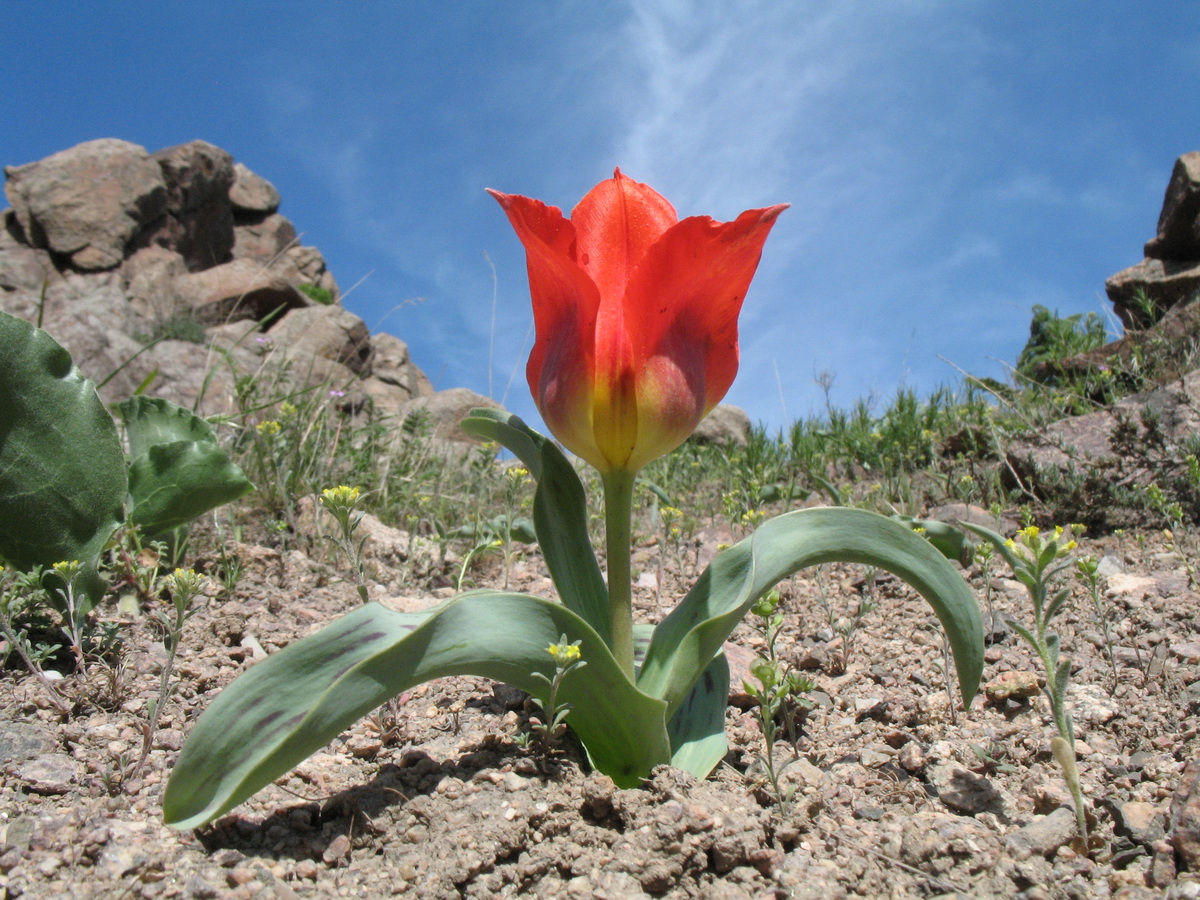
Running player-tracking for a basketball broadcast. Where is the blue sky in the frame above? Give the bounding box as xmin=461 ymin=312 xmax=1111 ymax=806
xmin=5 ymin=3 xmax=1200 ymax=432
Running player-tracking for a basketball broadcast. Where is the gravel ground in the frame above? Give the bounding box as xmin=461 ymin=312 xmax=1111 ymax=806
xmin=3 ymin=515 xmax=1200 ymax=899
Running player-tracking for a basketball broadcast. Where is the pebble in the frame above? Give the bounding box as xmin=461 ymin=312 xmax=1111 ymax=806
xmin=984 ymin=671 xmax=1040 ymax=703
xmin=1005 ymin=807 xmax=1078 ymax=859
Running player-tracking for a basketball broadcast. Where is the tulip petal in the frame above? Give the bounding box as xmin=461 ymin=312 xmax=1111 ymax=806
xmin=571 ymin=170 xmax=677 ymax=308
xmin=619 ymin=204 xmax=788 ymax=470
xmin=487 ymin=190 xmax=608 ymax=467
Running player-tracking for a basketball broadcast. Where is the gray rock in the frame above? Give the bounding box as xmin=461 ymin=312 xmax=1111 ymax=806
xmin=399 ymin=387 xmax=501 ymax=444
xmin=0 ymin=210 xmax=53 ymax=292
xmin=232 ymin=212 xmax=297 ymax=261
xmin=691 ymin=403 xmax=751 ymax=447
xmin=144 ymin=140 xmax=236 ymax=271
xmin=174 ymin=257 xmax=306 ymax=324
xmin=1106 ymin=257 xmax=1200 ymax=328
xmin=926 ymin=763 xmax=1006 ymax=815
xmin=4 ymin=138 xmax=167 ymax=270
xmin=1004 ymin=807 xmax=1079 ymax=859
xmin=1145 ymin=152 xmax=1200 ymax=261
xmin=229 ymin=162 xmax=281 ymax=214
xmin=10 ymin=752 xmax=82 ymax=794
xmin=368 ymin=332 xmax=434 ymax=399
xmin=265 ymin=304 xmax=372 ymax=375
xmin=1112 ymin=800 xmax=1166 ymax=847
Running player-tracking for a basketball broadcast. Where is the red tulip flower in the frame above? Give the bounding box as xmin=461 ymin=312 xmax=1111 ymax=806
xmin=489 ymin=171 xmax=786 ymax=475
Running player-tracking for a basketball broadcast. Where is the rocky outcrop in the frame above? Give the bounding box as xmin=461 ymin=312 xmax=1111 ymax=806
xmin=1107 ymin=152 xmax=1200 ymax=327
xmin=1 ymin=138 xmax=440 ymax=430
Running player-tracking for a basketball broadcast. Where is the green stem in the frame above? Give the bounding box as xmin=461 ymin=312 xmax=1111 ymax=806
xmin=602 ymin=469 xmax=636 ymax=679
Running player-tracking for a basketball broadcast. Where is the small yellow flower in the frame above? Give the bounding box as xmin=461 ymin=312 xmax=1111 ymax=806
xmin=547 ymin=641 xmax=582 ymax=667
xmin=279 ymin=401 xmax=300 ymax=418
xmin=256 ymin=420 xmax=282 ymax=436
xmin=320 ymin=485 xmax=362 ymax=506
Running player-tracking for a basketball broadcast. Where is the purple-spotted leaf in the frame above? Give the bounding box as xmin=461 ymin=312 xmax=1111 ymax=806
xmin=637 ymin=508 xmax=983 ymax=719
xmin=163 ymin=593 xmax=669 ymax=829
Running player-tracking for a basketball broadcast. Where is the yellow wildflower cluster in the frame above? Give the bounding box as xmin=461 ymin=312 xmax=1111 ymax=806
xmin=256 ymin=420 xmax=282 ymax=436
xmin=546 ymin=641 xmax=582 ymax=667
xmin=741 ymin=509 xmax=768 ymax=526
xmin=1004 ymin=523 xmax=1081 ymax=559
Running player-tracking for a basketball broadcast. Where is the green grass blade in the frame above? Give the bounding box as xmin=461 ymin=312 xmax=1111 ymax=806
xmin=461 ymin=409 xmax=610 ymax=642
xmin=163 ymin=593 xmax=669 ymax=829
xmin=0 ymin=311 xmax=126 ymax=605
xmin=638 ymin=507 xmax=983 ymax=715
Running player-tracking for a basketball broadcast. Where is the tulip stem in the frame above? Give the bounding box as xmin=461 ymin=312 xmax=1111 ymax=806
xmin=602 ymin=469 xmax=637 ymax=679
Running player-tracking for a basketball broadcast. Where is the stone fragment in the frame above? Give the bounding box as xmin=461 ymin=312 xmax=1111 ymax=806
xmin=0 ymin=211 xmax=52 ymax=291
xmin=1113 ymin=800 xmax=1166 ymax=847
xmin=10 ymin=752 xmax=82 ymax=794
xmin=1169 ymin=759 xmax=1200 ymax=870
xmin=1106 ymin=257 xmax=1200 ymax=327
xmin=4 ymin=138 xmax=167 ymax=269
xmin=926 ymin=763 xmax=1005 ymax=815
xmin=229 ymin=162 xmax=281 ymax=214
xmin=985 ymin=670 xmax=1041 ymax=703
xmin=1005 ymin=807 xmax=1079 ymax=859
xmin=367 ymin=332 xmax=434 ymax=399
xmin=147 ymin=140 xmax=236 ymax=270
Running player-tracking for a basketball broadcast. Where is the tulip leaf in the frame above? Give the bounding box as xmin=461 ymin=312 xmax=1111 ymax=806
xmin=461 ymin=409 xmax=610 ymax=642
xmin=635 ymin=624 xmax=731 ymax=780
xmin=0 ymin=311 xmax=126 ymax=606
xmin=666 ymin=649 xmax=730 ymax=779
xmin=163 ymin=592 xmax=670 ymax=829
xmin=637 ymin=507 xmax=983 ymax=717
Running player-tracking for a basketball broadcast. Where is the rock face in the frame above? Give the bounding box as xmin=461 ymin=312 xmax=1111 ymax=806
xmin=0 ymin=138 xmax=444 ymax=431
xmin=1107 ymin=151 xmax=1200 ymax=327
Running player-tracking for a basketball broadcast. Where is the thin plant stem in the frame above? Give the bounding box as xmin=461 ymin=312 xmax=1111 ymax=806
xmin=602 ymin=469 xmax=636 ymax=679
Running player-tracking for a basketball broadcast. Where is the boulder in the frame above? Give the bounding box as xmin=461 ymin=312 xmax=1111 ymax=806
xmin=1105 ymin=256 xmax=1200 ymax=328
xmin=173 ymin=258 xmax=307 ymax=325
xmin=265 ymin=304 xmax=372 ymax=375
xmin=368 ymin=332 xmax=435 ymax=399
xmin=398 ymin=388 xmax=501 ymax=444
xmin=141 ymin=140 xmax=236 ymax=270
xmin=692 ymin=404 xmax=752 ymax=447
xmin=4 ymin=139 xmax=167 ymax=270
xmin=1145 ymin=152 xmax=1200 ymax=261
xmin=229 ymin=162 xmax=281 ymax=215
xmin=0 ymin=137 xmax=430 ymax=429
xmin=232 ymin=212 xmax=297 ymax=261
xmin=0 ymin=210 xmax=52 ymax=293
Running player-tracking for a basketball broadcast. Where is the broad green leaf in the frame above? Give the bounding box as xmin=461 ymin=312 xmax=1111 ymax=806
xmin=164 ymin=593 xmax=670 ymax=829
xmin=637 ymin=507 xmax=983 ymax=716
xmin=0 ymin=311 xmax=125 ymax=605
xmin=118 ymin=396 xmax=252 ymax=538
xmin=637 ymin=632 xmax=745 ymax=780
xmin=126 ymin=441 xmax=253 ymax=536
xmin=118 ymin=396 xmax=217 ymax=458
xmin=666 ymin=650 xmax=730 ymax=779
xmin=461 ymin=410 xmax=609 ymax=642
